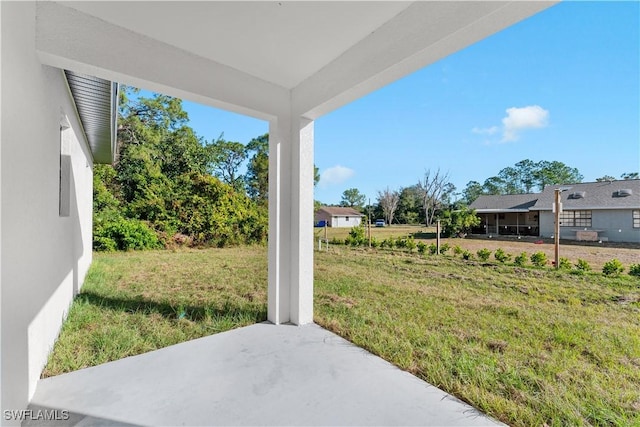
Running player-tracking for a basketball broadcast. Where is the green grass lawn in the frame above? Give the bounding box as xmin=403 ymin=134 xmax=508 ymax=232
xmin=45 ymin=245 xmax=640 ymax=427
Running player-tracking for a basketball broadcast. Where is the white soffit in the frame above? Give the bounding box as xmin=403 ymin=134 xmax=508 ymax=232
xmin=60 ymin=1 xmax=413 ymax=89
xmin=46 ymin=1 xmax=558 ymax=119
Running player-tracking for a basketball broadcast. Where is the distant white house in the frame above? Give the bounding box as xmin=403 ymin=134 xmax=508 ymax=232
xmin=315 ymin=207 xmax=364 ymax=228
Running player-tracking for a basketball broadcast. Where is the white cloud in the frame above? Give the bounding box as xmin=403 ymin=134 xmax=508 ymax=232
xmin=472 ymin=126 xmax=499 ymax=135
xmin=471 ymin=105 xmax=549 ymax=143
xmin=318 ymin=165 xmax=355 ymax=189
xmin=501 ymin=105 xmax=549 ymax=142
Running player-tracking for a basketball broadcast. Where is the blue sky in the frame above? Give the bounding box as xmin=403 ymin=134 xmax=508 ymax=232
xmin=157 ymin=2 xmax=639 ymax=205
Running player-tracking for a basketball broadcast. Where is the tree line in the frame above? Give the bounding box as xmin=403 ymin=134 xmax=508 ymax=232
xmin=96 ymin=89 xmax=637 ymax=249
xmin=334 ymin=160 xmax=638 ymax=233
xmin=94 ymin=89 xmax=272 ymax=250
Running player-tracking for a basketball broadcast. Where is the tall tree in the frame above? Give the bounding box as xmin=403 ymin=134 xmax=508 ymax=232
xmin=245 ymin=134 xmax=269 ymax=205
xmin=341 ymin=188 xmax=366 ymax=210
xmin=396 ymin=185 xmax=423 ymax=224
xmin=462 ymin=181 xmax=483 ymax=205
xmin=377 ymin=187 xmax=400 ymax=226
xmin=418 ymin=168 xmax=451 ymax=226
xmin=596 ymin=175 xmax=616 ymax=182
xmin=621 ymin=172 xmax=639 ymax=180
xmin=534 ymin=160 xmax=583 ymax=189
xmin=207 ymin=138 xmax=247 ymax=190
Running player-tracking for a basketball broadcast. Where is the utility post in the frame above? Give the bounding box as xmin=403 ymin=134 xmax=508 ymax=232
xmin=368 ymin=198 xmax=372 ymax=248
xmin=436 ymin=220 xmax=441 ymax=255
xmin=554 ymin=188 xmax=561 ymax=269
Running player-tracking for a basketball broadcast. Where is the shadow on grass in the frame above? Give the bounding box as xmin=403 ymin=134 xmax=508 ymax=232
xmin=76 ymin=291 xmax=267 ymax=323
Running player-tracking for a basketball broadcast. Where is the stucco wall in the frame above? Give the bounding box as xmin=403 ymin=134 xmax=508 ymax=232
xmin=1 ymin=1 xmax=94 ymax=420
xmin=332 ymin=216 xmax=361 ymax=228
xmin=539 ymin=210 xmax=640 ymax=243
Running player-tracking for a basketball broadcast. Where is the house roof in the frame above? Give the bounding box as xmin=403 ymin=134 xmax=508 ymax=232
xmin=317 ymin=207 xmax=363 ymax=217
xmin=469 ymin=194 xmax=539 ymax=213
xmin=531 ymin=179 xmax=640 ymax=211
xmin=64 ymin=70 xmax=119 ymax=164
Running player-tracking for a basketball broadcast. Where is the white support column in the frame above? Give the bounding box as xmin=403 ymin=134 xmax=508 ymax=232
xmin=267 ymin=115 xmax=314 ymax=325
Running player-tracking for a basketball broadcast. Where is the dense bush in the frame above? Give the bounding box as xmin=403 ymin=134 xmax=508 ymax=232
xmin=494 ymin=248 xmax=511 ymax=263
xmin=602 ymin=259 xmax=624 ymax=276
xmin=94 ymin=216 xmax=161 ymax=251
xmin=440 ymin=207 xmax=481 ymax=237
xmin=439 ymin=243 xmax=450 ymax=255
xmin=477 ymin=248 xmax=491 ymax=262
xmin=514 ymin=252 xmax=528 ymax=267
xmin=346 ymin=224 xmax=366 ymax=247
xmin=575 ymin=259 xmax=591 ymax=272
xmin=453 ymin=245 xmax=463 ymax=255
xmin=558 ymin=257 xmax=572 ymax=270
xmin=629 ymin=264 xmax=640 ymax=277
xmin=93 ymin=91 xmax=270 ymax=251
xmin=405 ymin=236 xmax=417 ymax=252
xmin=417 ymin=242 xmax=428 ymax=255
xmin=461 ymin=250 xmax=473 ymax=260
xmin=530 ymin=251 xmax=548 ymax=267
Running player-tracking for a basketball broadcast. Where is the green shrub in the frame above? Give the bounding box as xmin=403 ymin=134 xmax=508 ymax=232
xmin=428 ymin=243 xmax=438 ymax=255
xmin=395 ymin=237 xmax=407 ymax=249
xmin=477 ymin=248 xmax=491 ymax=262
xmin=346 ymin=224 xmax=366 ymax=246
xmin=530 ymin=251 xmax=548 ymax=267
xmin=453 ymin=245 xmax=463 ymax=255
xmin=575 ymin=259 xmax=591 ymax=272
xmin=494 ymin=248 xmax=511 ymax=263
xmin=405 ymin=236 xmax=417 ymax=252
xmin=329 ymin=237 xmax=344 ymax=245
xmin=94 ymin=217 xmax=161 ymax=251
xmin=514 ymin=252 xmax=528 ymax=267
xmin=382 ymin=237 xmax=395 ymax=249
xmin=558 ymin=257 xmax=572 ymax=270
xmin=370 ymin=237 xmax=380 ymax=248
xmin=439 ymin=243 xmax=450 ymax=255
xmin=461 ymin=250 xmax=473 ymax=260
xmin=602 ymin=259 xmax=624 ymax=276
xmin=417 ymin=242 xmax=427 ymax=255
xmin=629 ymin=264 xmax=640 ymax=277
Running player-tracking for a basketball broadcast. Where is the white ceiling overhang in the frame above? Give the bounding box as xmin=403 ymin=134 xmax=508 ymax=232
xmin=37 ymin=1 xmax=557 ymax=121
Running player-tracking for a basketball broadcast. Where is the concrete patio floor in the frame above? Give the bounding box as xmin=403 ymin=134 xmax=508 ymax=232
xmin=27 ymin=323 xmax=503 ymax=426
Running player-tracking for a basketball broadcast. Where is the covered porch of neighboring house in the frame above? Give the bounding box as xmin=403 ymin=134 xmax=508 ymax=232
xmin=472 ymin=211 xmax=540 ymax=237
xmin=469 ymin=193 xmax=542 ymax=237
xmin=2 ymin=1 xmax=557 ymax=423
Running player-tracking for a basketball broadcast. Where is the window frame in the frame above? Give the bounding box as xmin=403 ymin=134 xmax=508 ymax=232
xmin=559 ymin=210 xmax=592 ymax=227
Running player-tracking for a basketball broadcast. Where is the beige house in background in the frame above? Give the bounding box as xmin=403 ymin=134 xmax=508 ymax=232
xmin=315 ymin=206 xmax=364 ymax=228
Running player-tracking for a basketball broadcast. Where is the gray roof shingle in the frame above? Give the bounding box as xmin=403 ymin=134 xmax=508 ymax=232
xmin=531 ymin=179 xmax=640 ymax=211
xmin=469 ymin=194 xmax=539 ymax=212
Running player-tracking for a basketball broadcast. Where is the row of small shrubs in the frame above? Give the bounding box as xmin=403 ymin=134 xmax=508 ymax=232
xmin=329 ymin=227 xmax=640 ymax=278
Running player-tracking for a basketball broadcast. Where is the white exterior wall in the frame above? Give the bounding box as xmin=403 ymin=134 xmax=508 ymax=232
xmin=331 ymin=216 xmax=362 ymax=228
xmin=539 ymin=210 xmax=640 ymax=243
xmin=1 ymin=2 xmax=94 ymax=419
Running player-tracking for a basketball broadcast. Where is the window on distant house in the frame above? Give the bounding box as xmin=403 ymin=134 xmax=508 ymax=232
xmin=633 ymin=210 xmax=640 ymax=228
xmin=559 ymin=210 xmax=591 ymax=227
xmin=345 ymin=216 xmax=350 ymax=221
